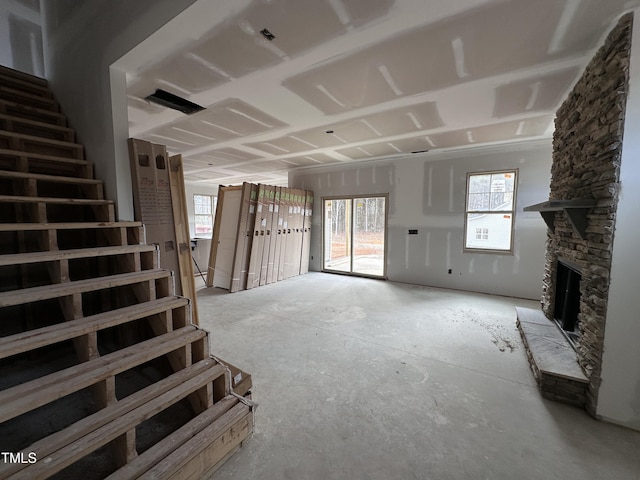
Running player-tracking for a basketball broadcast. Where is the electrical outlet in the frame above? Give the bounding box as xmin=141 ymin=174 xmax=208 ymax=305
xmin=448 ymin=269 xmax=452 ymax=274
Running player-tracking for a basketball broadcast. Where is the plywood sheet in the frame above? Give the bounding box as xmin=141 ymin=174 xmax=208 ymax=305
xmin=128 ymin=138 xmax=182 ymax=294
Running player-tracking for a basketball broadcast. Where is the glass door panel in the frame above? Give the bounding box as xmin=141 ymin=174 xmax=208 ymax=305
xmin=323 ymin=195 xmax=387 ymax=278
xmin=353 ymin=197 xmax=385 ymax=276
xmin=323 ymin=198 xmax=351 ymax=272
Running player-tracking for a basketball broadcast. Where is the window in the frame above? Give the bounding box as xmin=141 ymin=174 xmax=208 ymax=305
xmin=194 ymin=194 xmax=216 ymax=236
xmin=464 ymin=170 xmax=517 ymax=253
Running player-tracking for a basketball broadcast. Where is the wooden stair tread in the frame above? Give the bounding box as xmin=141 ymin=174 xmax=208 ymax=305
xmin=11 ymin=363 xmax=226 ymax=480
xmin=0 ymin=243 xmax=154 ymax=267
xmin=0 ymin=65 xmax=48 ymax=87
xmin=0 ymin=128 xmax=82 ymax=151
xmin=0 ymin=98 xmax=66 ymax=125
xmin=0 ymin=269 xmax=172 ymax=308
xmin=0 ymin=148 xmax=93 ymax=178
xmin=0 ymin=169 xmax=100 ymax=184
xmin=0 ymin=85 xmax=58 ymax=110
xmin=109 ymin=397 xmax=245 ymax=480
xmin=0 ymin=194 xmax=111 ymax=206
xmin=0 ymin=325 xmax=207 ymax=423
xmin=0 ymin=358 xmax=223 ymax=479
xmin=0 ymin=113 xmax=73 ymax=134
xmin=0 ymin=73 xmax=52 ymax=99
xmin=139 ymin=402 xmax=251 ymax=480
xmin=0 ymin=296 xmax=187 ymax=360
xmin=0 ymin=220 xmax=141 ymax=232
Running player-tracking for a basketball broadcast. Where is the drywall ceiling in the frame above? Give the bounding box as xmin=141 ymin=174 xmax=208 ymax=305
xmin=124 ymin=0 xmax=639 ymax=186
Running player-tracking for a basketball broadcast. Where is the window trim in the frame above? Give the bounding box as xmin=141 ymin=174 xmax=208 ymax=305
xmin=463 ymin=169 xmax=518 ymax=255
xmin=193 ymin=193 xmax=216 ymax=237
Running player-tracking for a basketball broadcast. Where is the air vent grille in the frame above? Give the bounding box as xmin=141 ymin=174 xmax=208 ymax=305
xmin=145 ymin=89 xmax=205 ymax=115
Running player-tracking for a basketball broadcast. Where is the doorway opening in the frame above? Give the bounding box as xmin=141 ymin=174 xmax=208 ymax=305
xmin=323 ymin=195 xmax=387 ymax=278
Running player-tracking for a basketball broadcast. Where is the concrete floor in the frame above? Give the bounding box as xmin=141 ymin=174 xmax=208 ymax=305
xmin=197 ymin=272 xmax=640 ymax=480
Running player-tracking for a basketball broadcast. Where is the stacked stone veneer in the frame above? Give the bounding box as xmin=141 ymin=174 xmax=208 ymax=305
xmin=541 ymin=13 xmax=632 ymax=415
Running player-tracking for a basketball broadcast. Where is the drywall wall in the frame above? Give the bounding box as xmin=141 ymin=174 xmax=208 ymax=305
xmin=598 ymin=9 xmax=640 ymax=431
xmin=184 ymin=182 xmax=220 ymax=239
xmin=0 ymin=0 xmax=43 ymax=76
xmin=290 ymin=141 xmax=552 ymax=299
xmin=40 ymin=0 xmax=208 ymax=220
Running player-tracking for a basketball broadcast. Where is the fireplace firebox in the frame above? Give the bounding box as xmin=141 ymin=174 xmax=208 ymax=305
xmin=554 ymin=260 xmax=582 ymax=344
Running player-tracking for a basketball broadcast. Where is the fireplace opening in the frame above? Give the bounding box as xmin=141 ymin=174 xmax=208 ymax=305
xmin=554 ymin=260 xmax=582 ymax=345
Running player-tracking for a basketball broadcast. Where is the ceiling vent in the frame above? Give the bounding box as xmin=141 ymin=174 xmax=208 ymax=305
xmin=260 ymin=28 xmax=276 ymax=41
xmin=145 ymin=89 xmax=205 ymax=115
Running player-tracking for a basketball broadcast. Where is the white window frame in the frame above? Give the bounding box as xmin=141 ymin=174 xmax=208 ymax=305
xmin=464 ymin=169 xmax=518 ymax=254
xmin=193 ymin=194 xmax=216 ymax=237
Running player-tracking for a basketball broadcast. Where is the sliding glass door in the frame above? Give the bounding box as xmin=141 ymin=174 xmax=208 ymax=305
xmin=323 ymin=195 xmax=387 ymax=278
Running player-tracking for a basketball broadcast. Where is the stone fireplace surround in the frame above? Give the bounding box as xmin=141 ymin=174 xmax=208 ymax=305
xmin=519 ymin=13 xmax=632 ymax=416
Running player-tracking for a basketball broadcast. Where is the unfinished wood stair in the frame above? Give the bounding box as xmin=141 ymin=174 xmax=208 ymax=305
xmin=0 ymin=64 xmax=253 ymax=479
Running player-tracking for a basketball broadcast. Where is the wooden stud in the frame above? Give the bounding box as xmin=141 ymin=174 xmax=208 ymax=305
xmin=113 ymin=429 xmax=138 ymax=468
xmin=92 ymin=376 xmax=117 ymax=409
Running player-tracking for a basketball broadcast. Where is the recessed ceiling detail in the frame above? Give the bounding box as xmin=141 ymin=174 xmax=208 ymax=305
xmin=282 ymin=0 xmax=575 ymax=114
xmin=125 ymin=0 xmax=639 ymax=185
xmin=246 ymin=101 xmax=443 ymax=155
xmin=335 ymin=116 xmax=553 ymax=160
xmin=139 ymin=99 xmax=287 ymax=151
xmin=493 ymin=68 xmax=581 ymax=118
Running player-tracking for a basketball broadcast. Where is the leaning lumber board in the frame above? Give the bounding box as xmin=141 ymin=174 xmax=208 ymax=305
xmin=0 ymin=296 xmax=187 ymax=360
xmin=168 ymin=154 xmax=198 ymax=324
xmin=5 ymin=361 xmax=227 ymax=480
xmin=0 ymin=326 xmax=207 ymax=423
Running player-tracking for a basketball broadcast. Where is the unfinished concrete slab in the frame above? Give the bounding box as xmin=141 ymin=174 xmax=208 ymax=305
xmin=197 ymin=273 xmax=640 ymax=480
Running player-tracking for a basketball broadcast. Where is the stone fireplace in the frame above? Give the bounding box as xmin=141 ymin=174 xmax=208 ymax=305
xmin=520 ymin=13 xmax=632 ymax=416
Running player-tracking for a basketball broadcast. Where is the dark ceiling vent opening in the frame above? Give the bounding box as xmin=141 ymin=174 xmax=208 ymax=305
xmin=411 ymin=149 xmax=429 ymax=154
xmin=145 ymin=89 xmax=205 ymax=115
xmin=260 ymin=28 xmax=276 ymax=41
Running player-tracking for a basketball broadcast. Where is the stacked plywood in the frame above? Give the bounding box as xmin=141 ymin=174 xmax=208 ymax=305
xmin=206 ymin=182 xmax=313 ymax=292
xmin=0 ymin=64 xmax=253 ymax=479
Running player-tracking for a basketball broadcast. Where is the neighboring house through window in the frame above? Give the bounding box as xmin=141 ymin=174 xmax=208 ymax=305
xmin=464 ymin=170 xmax=517 ymax=253
xmin=194 ymin=194 xmax=216 ymax=236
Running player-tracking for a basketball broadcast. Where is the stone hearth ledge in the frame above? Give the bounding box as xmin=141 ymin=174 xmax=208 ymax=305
xmin=516 ymin=307 xmax=588 ymax=408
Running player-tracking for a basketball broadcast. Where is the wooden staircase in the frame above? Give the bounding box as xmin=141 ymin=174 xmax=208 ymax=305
xmin=0 ymin=65 xmax=253 ymax=479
